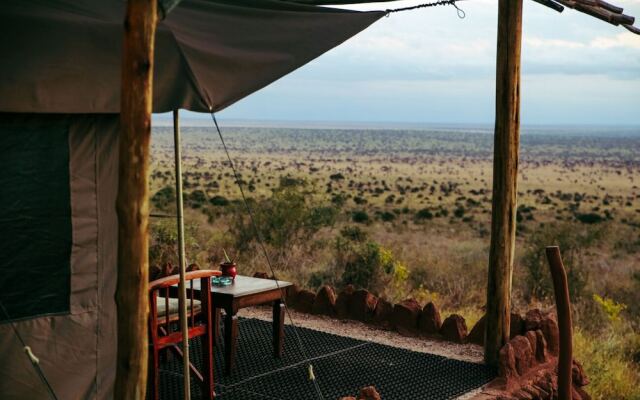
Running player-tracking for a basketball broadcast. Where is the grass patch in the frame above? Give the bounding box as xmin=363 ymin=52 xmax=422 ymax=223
xmin=574 ymin=326 xmax=640 ymax=400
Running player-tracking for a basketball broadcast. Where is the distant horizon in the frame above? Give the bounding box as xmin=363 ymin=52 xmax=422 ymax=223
xmin=153 ymin=114 xmax=640 ymax=131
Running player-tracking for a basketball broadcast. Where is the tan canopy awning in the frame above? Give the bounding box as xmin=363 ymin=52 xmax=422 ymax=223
xmin=0 ymin=0 xmax=383 ymax=114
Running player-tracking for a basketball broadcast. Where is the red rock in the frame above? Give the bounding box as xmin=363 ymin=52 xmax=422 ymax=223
xmin=525 ymin=331 xmax=538 ymax=365
xmin=467 ymin=315 xmax=486 ymax=345
xmin=535 ymin=371 xmax=555 ymax=394
xmin=358 ymin=386 xmax=381 ymax=400
xmin=312 ymin=285 xmax=337 ymax=316
xmin=295 ymin=289 xmax=316 ymax=314
xmin=439 ymin=314 xmax=468 ymax=344
xmin=163 ymin=262 xmax=178 ymax=277
xmin=572 ymin=359 xmax=589 ymax=387
xmin=510 ymin=312 xmax=524 ymax=339
xmin=573 ymin=386 xmax=591 ymax=400
xmin=510 ymin=336 xmax=534 ymax=375
xmin=373 ymin=297 xmax=394 ymax=329
xmin=522 ymin=384 xmax=540 ymax=398
xmin=349 ymin=289 xmax=378 ymax=322
xmin=513 ymin=388 xmax=534 ymax=400
xmin=535 ymin=330 xmax=547 ymax=363
xmin=392 ymin=299 xmax=421 ymax=336
xmin=541 ymin=316 xmax=559 ymax=355
xmin=286 ymin=284 xmax=301 ymax=308
xmin=524 ymin=309 xmax=544 ymax=332
xmin=336 ymin=285 xmax=355 ymax=319
xmin=499 ymin=343 xmax=517 ymax=378
xmin=253 ymin=271 xmax=269 ymax=279
xmin=186 ymin=263 xmax=200 ymax=271
xmin=418 ymin=302 xmax=442 ymax=335
xmin=533 ymin=382 xmax=550 ymax=398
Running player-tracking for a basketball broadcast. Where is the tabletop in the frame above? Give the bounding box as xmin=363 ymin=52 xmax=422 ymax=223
xmin=185 ymin=275 xmax=292 ymax=297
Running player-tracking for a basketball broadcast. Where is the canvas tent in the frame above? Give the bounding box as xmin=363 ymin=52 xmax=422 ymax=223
xmin=0 ymin=1 xmax=383 ymax=399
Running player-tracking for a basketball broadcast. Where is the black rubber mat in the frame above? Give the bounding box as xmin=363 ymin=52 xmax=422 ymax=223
xmin=155 ymin=318 xmax=495 ymax=400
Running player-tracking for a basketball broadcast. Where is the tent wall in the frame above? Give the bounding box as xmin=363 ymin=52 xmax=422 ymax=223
xmin=0 ymin=114 xmax=119 ymax=400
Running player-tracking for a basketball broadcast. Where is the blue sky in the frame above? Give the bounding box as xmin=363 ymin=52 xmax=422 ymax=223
xmin=188 ymin=0 xmax=640 ymax=125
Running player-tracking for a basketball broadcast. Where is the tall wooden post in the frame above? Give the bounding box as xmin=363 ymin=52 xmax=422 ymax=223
xmin=115 ymin=1 xmax=157 ymax=399
xmin=173 ymin=109 xmax=192 ymax=400
xmin=485 ymin=0 xmax=523 ymax=366
xmin=546 ymin=246 xmax=573 ymax=400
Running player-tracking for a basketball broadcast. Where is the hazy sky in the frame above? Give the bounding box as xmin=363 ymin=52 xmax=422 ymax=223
xmin=189 ymin=0 xmax=640 ymax=125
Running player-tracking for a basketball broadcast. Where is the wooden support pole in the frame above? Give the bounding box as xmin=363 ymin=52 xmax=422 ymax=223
xmin=115 ymin=1 xmax=157 ymax=399
xmin=173 ymin=109 xmax=192 ymax=400
xmin=546 ymin=246 xmax=573 ymax=400
xmin=485 ymin=0 xmax=523 ymax=367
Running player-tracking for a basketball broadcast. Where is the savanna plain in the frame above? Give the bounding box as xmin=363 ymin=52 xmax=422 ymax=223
xmin=149 ymin=123 xmax=640 ymax=399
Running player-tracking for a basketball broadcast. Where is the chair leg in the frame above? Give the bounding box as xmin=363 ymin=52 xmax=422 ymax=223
xmin=202 ymin=330 xmax=215 ymax=399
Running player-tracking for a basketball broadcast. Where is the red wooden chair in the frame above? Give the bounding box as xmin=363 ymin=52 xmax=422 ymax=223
xmin=148 ymin=269 xmax=221 ymax=400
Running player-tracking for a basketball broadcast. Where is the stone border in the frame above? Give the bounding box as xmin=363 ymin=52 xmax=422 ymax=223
xmin=284 ymin=282 xmax=471 ymax=344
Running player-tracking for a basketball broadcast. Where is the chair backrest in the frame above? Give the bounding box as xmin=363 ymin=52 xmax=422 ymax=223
xmin=149 ymin=270 xmax=219 ymax=336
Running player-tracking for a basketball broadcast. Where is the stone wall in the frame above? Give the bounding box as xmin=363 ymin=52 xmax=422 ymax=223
xmin=284 ymin=281 xmax=471 ymax=345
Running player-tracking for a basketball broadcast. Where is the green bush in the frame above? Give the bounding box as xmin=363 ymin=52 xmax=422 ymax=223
xmin=152 ymin=186 xmax=176 ymax=210
xmin=379 ymin=211 xmax=396 ymax=222
xmin=415 ymin=208 xmax=433 ymax=221
xmin=187 ymin=190 xmax=207 ymax=209
xmin=576 ymin=213 xmax=605 ymax=224
xmin=335 ymin=228 xmax=404 ymax=294
xmin=339 ymin=226 xmax=367 ymax=242
xmin=231 ymin=180 xmax=337 ymax=255
xmin=210 ymin=195 xmax=230 ymax=206
xmin=149 ymin=219 xmax=200 ymax=266
xmin=352 ymin=210 xmax=370 ymax=224
xmin=520 ymin=222 xmax=604 ymax=301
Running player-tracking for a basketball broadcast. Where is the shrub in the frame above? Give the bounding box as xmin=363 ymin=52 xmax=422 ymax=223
xmin=187 ymin=190 xmax=207 ymax=209
xmin=230 ymin=180 xmax=336 ymax=256
xmin=149 ymin=219 xmax=200 ymax=266
xmin=353 ymin=196 xmax=367 ymax=205
xmin=576 ymin=213 xmax=604 ymax=224
xmin=593 ymin=294 xmax=627 ymax=322
xmin=335 ymin=229 xmax=404 ymax=294
xmin=210 ymin=195 xmax=230 ymax=206
xmin=453 ymin=206 xmax=465 ymax=218
xmin=520 ymin=222 xmax=604 ymax=301
xmin=379 ymin=211 xmax=396 ymax=222
xmin=414 ymin=208 xmax=433 ymax=221
xmin=279 ymin=175 xmax=304 ymax=187
xmin=352 ymin=210 xmax=370 ymax=224
xmin=151 ymin=186 xmax=176 ymax=210
xmin=340 ymin=226 xmax=367 ymax=242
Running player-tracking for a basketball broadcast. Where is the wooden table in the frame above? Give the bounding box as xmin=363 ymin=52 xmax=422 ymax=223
xmin=183 ymin=275 xmax=292 ymax=375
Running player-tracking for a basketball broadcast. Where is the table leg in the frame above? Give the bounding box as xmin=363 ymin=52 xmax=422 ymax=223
xmin=273 ymin=299 xmax=285 ymax=358
xmin=213 ymin=308 xmax=221 ymax=345
xmin=224 ymin=309 xmax=238 ymax=375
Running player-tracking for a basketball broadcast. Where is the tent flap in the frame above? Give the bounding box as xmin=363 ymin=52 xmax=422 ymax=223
xmin=0 ymin=0 xmax=383 ymax=114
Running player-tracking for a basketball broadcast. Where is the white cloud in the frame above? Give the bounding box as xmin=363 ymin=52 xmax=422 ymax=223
xmin=591 ymin=32 xmax=640 ymax=49
xmin=525 ymin=37 xmax=585 ymax=49
xmin=525 ymin=32 xmax=640 ymax=50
